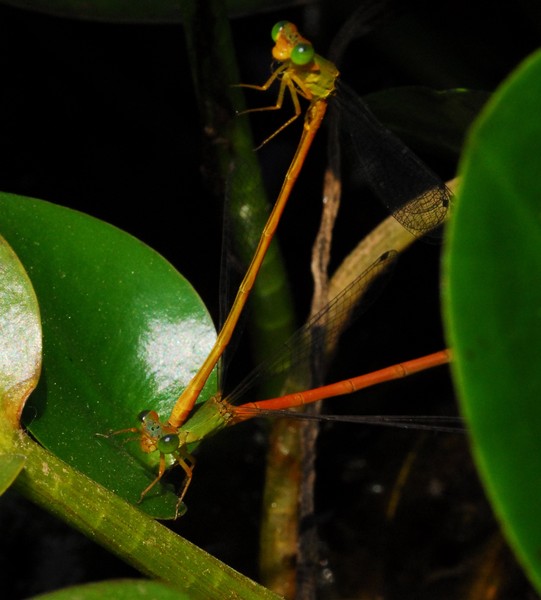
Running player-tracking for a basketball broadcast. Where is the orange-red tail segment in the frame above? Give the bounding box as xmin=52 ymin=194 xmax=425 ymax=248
xmin=230 ymin=349 xmax=451 ymax=422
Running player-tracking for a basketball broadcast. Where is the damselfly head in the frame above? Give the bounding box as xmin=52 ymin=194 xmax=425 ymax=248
xmin=271 ymin=21 xmax=315 ymax=66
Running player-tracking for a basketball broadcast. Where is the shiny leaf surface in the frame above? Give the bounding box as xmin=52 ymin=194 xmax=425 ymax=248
xmin=0 ymin=193 xmax=217 ymax=518
xmin=0 ymin=233 xmax=41 ymax=426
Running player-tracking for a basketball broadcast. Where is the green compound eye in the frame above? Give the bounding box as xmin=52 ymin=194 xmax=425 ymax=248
xmin=291 ymin=42 xmax=314 ymax=65
xmin=158 ymin=434 xmax=180 ymax=454
xmin=271 ymin=21 xmax=288 ymax=41
xmin=137 ymin=410 xmax=151 ymax=423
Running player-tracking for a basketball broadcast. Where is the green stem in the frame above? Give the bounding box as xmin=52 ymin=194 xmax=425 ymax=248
xmin=0 ymin=424 xmax=281 ymax=599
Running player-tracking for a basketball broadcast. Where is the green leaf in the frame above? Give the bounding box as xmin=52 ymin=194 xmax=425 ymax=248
xmin=0 ymin=233 xmax=42 ymax=427
xmin=444 ymin=49 xmax=541 ymax=593
xmin=0 ymin=193 xmax=217 ymax=519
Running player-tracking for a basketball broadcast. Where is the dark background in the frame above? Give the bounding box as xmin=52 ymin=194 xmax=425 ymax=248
xmin=0 ymin=1 xmax=539 ymax=598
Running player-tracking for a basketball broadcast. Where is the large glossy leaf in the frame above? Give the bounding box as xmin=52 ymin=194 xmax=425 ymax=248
xmin=0 ymin=230 xmax=41 ymax=495
xmin=0 ymin=193 xmax=217 ymax=519
xmin=444 ymin=49 xmax=541 ymax=592
xmin=0 ymin=232 xmax=42 ymax=426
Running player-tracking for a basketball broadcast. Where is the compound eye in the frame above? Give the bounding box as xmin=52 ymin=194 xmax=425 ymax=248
xmin=158 ymin=434 xmax=180 ymax=454
xmin=271 ymin=21 xmax=288 ymax=41
xmin=291 ymin=42 xmax=314 ymax=66
xmin=137 ymin=410 xmax=151 ymax=423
